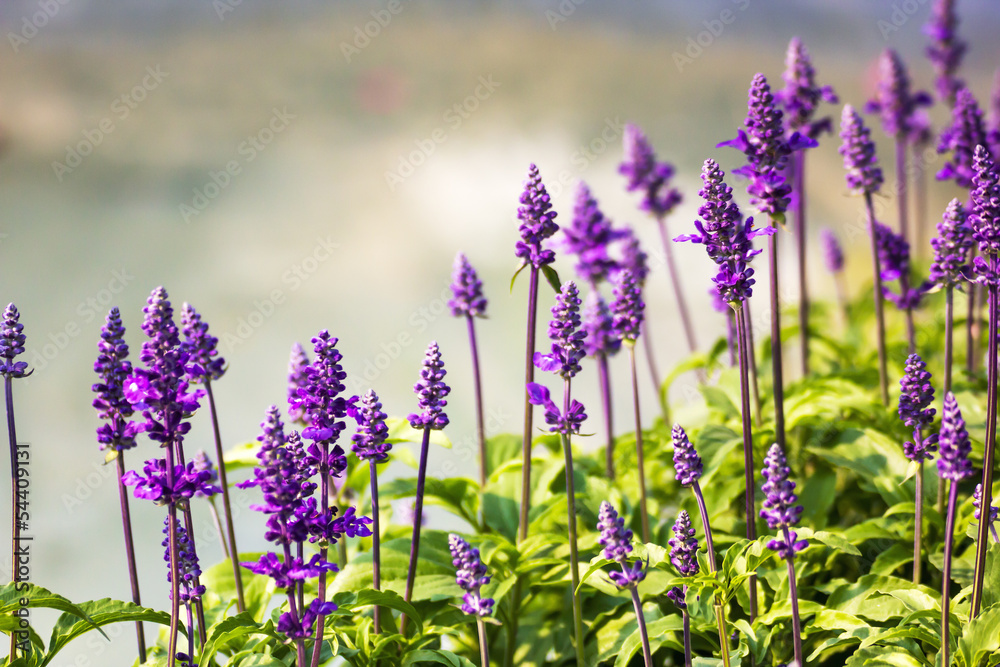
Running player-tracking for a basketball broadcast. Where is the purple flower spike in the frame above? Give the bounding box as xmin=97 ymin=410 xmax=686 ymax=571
xmin=191 ymin=450 xmax=219 ymax=497
xmin=840 ymin=105 xmax=884 ymax=196
xmin=563 ymin=183 xmax=627 ymax=285
xmin=611 ymin=270 xmax=644 ymax=343
xmin=671 ymin=424 xmax=703 ymax=487
xmin=534 ymin=282 xmax=586 ymax=379
xmin=865 ymin=49 xmax=932 ymax=138
xmin=924 ymin=0 xmax=966 ymax=104
xmin=581 ymin=291 xmax=620 ymax=358
xmin=448 ymin=534 xmax=495 ymax=617
xmin=525 ymin=382 xmax=586 ymax=435
xmin=620 ymin=123 xmax=682 ymax=219
xmin=162 ymin=517 xmax=206 ymax=603
xmin=937 ymin=392 xmax=973 ymax=481
xmin=760 ymin=443 xmax=808 ymax=559
xmin=515 ymin=164 xmax=559 ymax=270
xmin=777 ymin=37 xmax=838 ymax=139
xmin=93 ymin=307 xmax=139 ymax=451
xmin=617 ymin=227 xmax=649 ymax=286
xmin=0 ymin=304 xmax=29 ymax=378
xmin=180 ymin=303 xmax=225 ymax=382
xmin=668 ymin=510 xmax=700 ymax=577
xmin=597 ymin=500 xmax=634 ymax=562
xmin=930 ymin=199 xmax=972 ymax=289
xmin=989 ymin=72 xmax=1000 ymax=159
xmin=937 ymin=87 xmax=988 ymax=189
xmin=876 ymin=222 xmax=910 ymax=283
xmin=448 ymin=252 xmax=487 ymax=318
xmin=353 ymin=389 xmax=392 ymax=463
xmin=287 ymin=343 xmax=310 ymax=424
xmin=899 ymin=354 xmax=939 ymax=463
xmin=971 ymin=146 xmax=1000 ymax=280
xmin=974 ymin=484 xmax=999 ymax=523
xmin=292 ymin=331 xmax=349 ymax=444
xmin=408 ymin=341 xmax=450 ymax=430
xmin=820 ymin=228 xmax=845 ymax=273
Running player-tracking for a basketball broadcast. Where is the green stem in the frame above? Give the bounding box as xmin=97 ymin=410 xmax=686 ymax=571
xmin=560 ymin=378 xmax=585 ymax=666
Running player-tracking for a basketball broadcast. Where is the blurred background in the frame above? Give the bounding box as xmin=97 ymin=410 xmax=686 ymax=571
xmin=1 ymin=0 xmax=999 ymax=663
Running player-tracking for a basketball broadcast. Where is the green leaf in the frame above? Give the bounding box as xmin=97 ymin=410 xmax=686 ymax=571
xmin=44 ymin=598 xmax=171 ymax=666
xmin=380 ymin=477 xmax=477 ymax=526
xmin=509 ymin=262 xmax=528 ymax=292
xmin=355 ymin=589 xmax=423 ymax=635
xmin=540 ymin=264 xmax=561 ymax=294
xmin=984 ymin=541 xmax=1000 ymax=610
xmin=385 ymin=418 xmax=451 ymax=449
xmin=612 ymin=613 xmax=683 ymax=667
xmin=700 ymin=386 xmax=739 ymax=421
xmin=222 ymin=440 xmax=262 ymax=472
xmin=198 ymin=613 xmax=278 ymax=667
xmin=803 ymin=528 xmax=863 ymax=556
xmin=402 ymin=649 xmax=475 ymax=666
xmin=485 ymin=434 xmax=522 ymax=479
xmin=201 ymin=553 xmax=273 ymax=623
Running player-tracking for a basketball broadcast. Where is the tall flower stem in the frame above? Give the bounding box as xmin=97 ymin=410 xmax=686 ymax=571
xmin=173 ymin=445 xmax=208 ymax=645
xmin=691 ymin=481 xmax=731 ymax=665
xmin=793 ymin=152 xmax=810 ymax=376
xmin=519 ymin=266 xmax=540 ymax=543
xmin=185 ymin=602 xmax=196 ymax=667
xmin=900 ymin=274 xmax=917 ymax=354
xmin=204 ymin=380 xmax=245 ymax=613
xmin=309 ymin=441 xmax=332 ymax=667
xmin=207 ymin=498 xmax=229 ymax=559
xmin=466 ymin=315 xmax=488 ymax=491
xmin=641 ymin=321 xmax=667 ymax=419
xmin=369 ymin=460 xmax=382 ymax=634
xmin=655 ymin=215 xmax=697 ymax=356
xmin=968 ymin=275 xmax=981 ymax=375
xmin=116 ymin=454 xmax=146 ymax=663
xmin=402 ymin=427 xmax=432 ymax=635
xmin=768 ymin=226 xmax=787 ymax=451
xmin=781 ymin=525 xmax=804 ymax=667
xmin=895 ymin=139 xmax=910 ymax=245
xmin=597 ymin=353 xmax=615 ymax=479
xmin=972 ymin=277 xmax=998 ymax=618
xmin=559 ymin=378 xmax=585 ymax=666
xmin=914 ymin=457 xmax=924 ymax=585
xmin=743 ymin=300 xmax=763 ymax=425
xmin=628 ymin=345 xmax=651 ymax=543
xmin=682 ymin=607 xmax=692 ymax=667
xmin=5 ymin=374 xmax=21 ymax=660
xmin=282 ymin=543 xmax=309 ymax=666
xmin=865 ymin=192 xmax=890 ymax=406
xmin=629 ymin=586 xmax=653 ymax=667
xmin=477 ymin=618 xmax=491 ymax=667
xmin=945 ymin=287 xmax=955 ymax=397
xmin=164 ymin=446 xmax=181 ymax=664
xmin=735 ymin=305 xmax=759 ymax=620
xmin=942 ymin=479 xmax=959 ymax=666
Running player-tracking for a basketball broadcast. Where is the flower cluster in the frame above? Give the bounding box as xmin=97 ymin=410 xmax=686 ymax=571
xmin=899 ymin=354 xmax=939 ymax=463
xmin=448 ymin=534 xmax=494 ymax=616
xmin=352 ymin=389 xmax=392 ymax=463
xmin=610 ymin=269 xmax=644 ymax=342
xmin=839 ymin=105 xmax=884 ymax=196
xmin=562 ymin=183 xmax=628 ymax=285
xmin=286 ymin=342 xmax=310 ymax=424
xmin=597 ymin=501 xmax=645 ymax=589
xmin=820 ymin=228 xmax=844 ymax=274
xmin=671 ymin=424 xmax=703 ymax=487
xmin=162 ymin=518 xmax=205 ymax=603
xmin=936 ymin=392 xmax=972 ymax=482
xmin=924 ymin=0 xmax=966 ymax=104
xmin=675 ymin=159 xmax=774 ymax=305
xmin=180 ymin=303 xmax=225 ymax=383
xmin=581 ymin=291 xmax=620 ymax=359
xmin=617 ymin=228 xmax=649 ymax=286
xmin=619 ymin=123 xmax=682 ymax=219
xmin=929 ymin=199 xmax=972 ymax=289
xmin=760 ymin=444 xmax=808 ymax=559
xmin=971 ymin=145 xmax=1000 ymax=285
xmin=93 ymin=307 xmax=139 ymax=451
xmin=515 ymin=164 xmax=559 ymax=270
xmin=0 ymin=304 xmax=29 ymax=378
xmin=865 ymin=49 xmax=932 ymax=138
xmin=291 ymin=331 xmax=350 ymax=445
xmin=876 ymin=222 xmax=925 ymax=309
xmin=448 ymin=252 xmax=488 ymax=318
xmin=122 ymin=458 xmax=221 ymax=506
xmin=534 ymin=281 xmax=586 ymax=379
xmin=936 ymin=87 xmax=988 ymax=189
xmin=408 ymin=341 xmax=450 ymax=430
xmin=667 ymin=510 xmax=699 ymax=609
xmin=776 ymin=37 xmax=838 ymax=139
xmin=974 ymin=484 xmax=999 ymax=524
xmin=525 ymin=382 xmax=586 ymax=435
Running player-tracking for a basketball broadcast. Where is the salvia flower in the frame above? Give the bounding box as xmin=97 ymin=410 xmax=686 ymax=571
xmin=865 ymin=49 xmax=932 ymax=138
xmin=534 ymin=281 xmax=586 ymax=379
xmin=875 ymin=222 xmax=926 ymax=309
xmin=971 ymin=145 xmax=1000 ymax=286
xmin=974 ymin=484 xmax=999 ymax=523
xmin=448 ymin=252 xmax=488 ymax=318
xmin=937 ymin=87 xmax=988 ymax=189
xmin=581 ymin=291 xmax=620 ymax=358
xmin=777 ymin=37 xmax=838 ymax=139
xmin=924 ymin=0 xmax=966 ymax=104
xmin=191 ymin=450 xmax=219 ymax=498
xmin=93 ymin=307 xmax=139 ymax=451
xmin=990 ymin=71 xmax=1000 ymax=159
xmin=899 ymin=354 xmax=939 ymax=462
xmin=667 ymin=510 xmax=699 ymax=609
xmin=820 ymin=228 xmax=845 ymax=273
xmin=122 ymin=458 xmax=221 ymax=506
xmin=562 ymin=183 xmax=627 ymax=285
xmin=840 ymin=105 xmax=884 ymax=195
xmin=597 ymin=502 xmax=646 ymax=589
xmin=611 ymin=269 xmax=644 ymax=342
xmin=353 ymin=389 xmax=392 ymax=462
xmin=619 ymin=123 xmax=682 ymax=218
xmin=279 ymin=599 xmax=337 ymax=640
xmin=448 ymin=534 xmax=495 ymax=617
xmin=286 ymin=343 xmax=310 ymax=424
xmin=760 ymin=443 xmax=808 ymax=559
xmin=291 ymin=331 xmax=349 ymax=444
xmin=937 ymin=392 xmax=973 ymax=481
xmin=162 ymin=518 xmax=205 ymax=603
xmin=180 ymin=303 xmax=225 ymax=382
xmin=0 ymin=304 xmax=29 ymax=378
xmin=515 ymin=163 xmax=559 ymax=270
xmin=525 ymin=382 xmax=586 ymax=435
xmin=616 ymin=227 xmax=649 ymax=286
xmin=408 ymin=341 xmax=450 ymax=430
xmin=671 ymin=424 xmax=703 ymax=487
xmin=930 ymin=199 xmax=972 ymax=288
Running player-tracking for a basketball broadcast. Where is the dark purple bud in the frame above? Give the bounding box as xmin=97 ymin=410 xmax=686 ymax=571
xmin=668 ymin=510 xmax=699 ymax=577
xmin=866 ymin=49 xmax=932 ymax=138
xmin=820 ymin=228 xmax=845 ymax=273
xmin=620 ymin=123 xmax=682 ymax=219
xmin=974 ymin=483 xmax=999 ymax=523
xmin=0 ymin=303 xmax=28 ymax=378
xmin=840 ymin=105 xmax=884 ymax=195
xmin=162 ymin=517 xmax=205 ymax=603
xmin=597 ymin=500 xmax=633 ymax=562
xmin=448 ymin=252 xmax=487 ymax=318
xmin=930 ymin=199 xmax=972 ymax=288
xmin=93 ymin=307 xmax=137 ymax=451
xmin=408 ymin=341 xmax=450 ymax=430
xmin=287 ymin=342 xmax=310 ymax=424
xmin=760 ymin=443 xmax=805 ymax=534
xmin=924 ymin=0 xmax=966 ymax=104
xmin=777 ymin=37 xmax=838 ymax=139
xmin=515 ymin=164 xmax=559 ymax=270
xmin=970 ymin=146 xmax=1000 ymax=280
xmin=611 ymin=270 xmax=643 ymax=342
xmin=898 ymin=353 xmax=936 ymax=430
xmin=937 ymin=392 xmax=973 ymax=481
xmin=616 ymin=227 xmax=649 ymax=287
xmin=180 ymin=303 xmax=225 ymax=382
xmin=534 ymin=281 xmax=586 ymax=379
xmin=936 ymin=87 xmax=988 ymax=189
xmin=671 ymin=424 xmax=703 ymax=487
xmin=581 ymin=291 xmax=621 ymax=358
xmin=448 ymin=534 xmax=494 ymax=616
xmin=292 ymin=331 xmax=349 ymax=444
xmin=563 ymin=183 xmax=627 ymax=285
xmin=353 ymin=389 xmax=392 ymax=462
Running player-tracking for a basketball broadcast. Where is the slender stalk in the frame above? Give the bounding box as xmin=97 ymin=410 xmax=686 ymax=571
xmin=768 ymin=227 xmax=786 ymax=452
xmin=597 ymin=353 xmax=615 ymax=479
xmin=519 ymin=266 xmax=541 ymax=542
xmin=691 ymin=482 xmax=730 ymax=665
xmin=743 ymin=299 xmax=763 ymax=425
xmin=793 ymin=152 xmax=810 ymax=377
xmin=641 ymin=321 xmax=668 ymax=420
xmin=682 ymin=608 xmax=692 ymax=667
xmin=914 ymin=456 xmax=924 ymax=585
xmin=116 ymin=454 xmax=147 ymax=663
xmin=864 ymin=193 xmax=890 ymax=406
xmin=900 ymin=273 xmax=916 ymax=354
xmin=401 ymin=427 xmax=432 ymax=635
xmin=309 ymin=441 xmax=332 ymax=667
xmin=941 ymin=480 xmax=959 ymax=667
xmin=726 ymin=312 xmax=737 ymax=367
xmin=338 ymin=539 xmax=348 ymax=569
xmin=914 ymin=140 xmax=928 ymax=259
xmin=628 ymin=346 xmax=651 ymax=543
xmin=655 ymin=214 xmax=697 ymax=355
xmin=629 ymin=586 xmax=653 ymax=667
xmin=185 ymin=602 xmax=196 ymax=667
xmin=207 ymin=498 xmax=230 ymax=560
xmin=781 ymin=526 xmax=804 ymax=667
xmin=968 ymin=246 xmax=981 ymax=375
xmin=283 ymin=543 xmax=308 ymax=666
xmin=5 ymin=375 xmax=19 ymax=661
xmin=972 ymin=278 xmax=998 ymax=618
xmin=297 ymin=541 xmax=305 ymax=612
xmin=205 ymin=380 xmax=245 ymax=612
xmin=164 ymin=443 xmax=181 ymax=664
xmin=895 ymin=137 xmax=910 ymax=245
xmin=560 ymin=378 xmax=586 ymax=666
xmin=466 ymin=315 xmax=488 ymax=490
xmin=945 ymin=287 xmax=955 ymax=397
xmin=477 ymin=618 xmax=491 ymax=667
xmin=369 ymin=460 xmax=382 ymax=634
xmin=735 ymin=305 xmax=758 ymax=620
xmin=174 ymin=445 xmax=207 ymax=645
